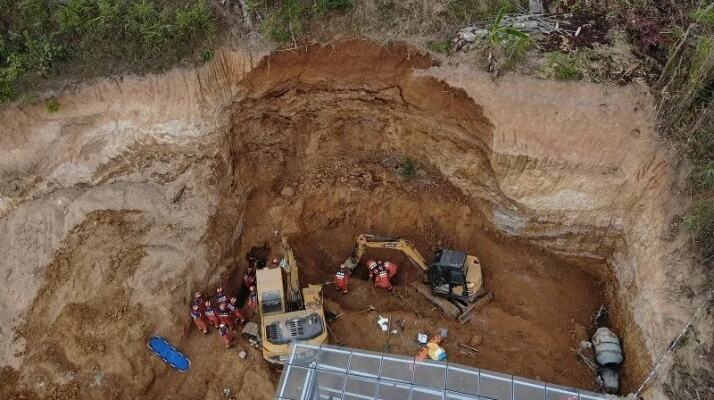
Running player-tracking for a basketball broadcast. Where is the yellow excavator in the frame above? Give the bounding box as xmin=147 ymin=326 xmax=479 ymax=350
xmin=343 ymin=234 xmax=487 ymax=318
xmin=247 ymin=239 xmax=328 ymax=364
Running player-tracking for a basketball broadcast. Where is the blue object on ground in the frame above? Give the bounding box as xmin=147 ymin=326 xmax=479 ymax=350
xmin=147 ymin=335 xmax=190 ymax=372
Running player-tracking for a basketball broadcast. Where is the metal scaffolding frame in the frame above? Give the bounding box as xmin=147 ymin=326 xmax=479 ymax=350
xmin=276 ymin=343 xmax=610 ymax=400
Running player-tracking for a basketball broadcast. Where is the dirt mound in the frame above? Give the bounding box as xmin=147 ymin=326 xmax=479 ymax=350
xmin=0 ymin=39 xmax=710 ymax=399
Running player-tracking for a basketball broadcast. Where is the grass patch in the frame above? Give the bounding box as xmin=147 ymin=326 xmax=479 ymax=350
xmin=398 ymin=158 xmax=417 ymax=180
xmin=201 ymin=48 xmax=214 ymax=62
xmin=260 ymin=0 xmax=303 ymax=43
xmin=0 ymin=0 xmax=216 ymax=102
xmin=541 ymin=52 xmax=586 ymax=80
xmin=313 ymin=0 xmax=353 ymax=15
xmin=502 ymin=34 xmax=533 ymax=69
xmin=683 ymin=201 xmax=714 ymax=261
xmin=45 ymin=98 xmax=59 ymax=113
xmin=446 ymin=0 xmax=523 ymax=26
xmin=427 ymin=40 xmax=453 ymax=55
xmin=691 ymin=6 xmax=714 ymax=28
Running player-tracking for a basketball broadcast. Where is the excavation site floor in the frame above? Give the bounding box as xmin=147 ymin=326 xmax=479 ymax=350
xmin=0 ymin=39 xmax=711 ymax=400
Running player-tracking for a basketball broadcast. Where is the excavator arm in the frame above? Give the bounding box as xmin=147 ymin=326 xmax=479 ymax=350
xmin=280 ymin=239 xmax=304 ymax=311
xmin=350 ymin=234 xmax=430 ymax=273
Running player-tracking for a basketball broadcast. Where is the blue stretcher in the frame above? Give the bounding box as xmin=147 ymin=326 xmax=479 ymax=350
xmin=147 ymin=335 xmax=191 ymax=372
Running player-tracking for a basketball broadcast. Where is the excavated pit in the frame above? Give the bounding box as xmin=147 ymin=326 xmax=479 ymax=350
xmin=0 ymin=39 xmax=710 ymax=400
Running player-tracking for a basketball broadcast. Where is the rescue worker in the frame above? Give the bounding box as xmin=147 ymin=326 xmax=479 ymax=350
xmin=243 ymin=267 xmax=256 ymax=288
xmin=218 ymin=323 xmax=233 ymax=348
xmin=204 ymin=300 xmax=220 ymax=328
xmin=248 ymin=285 xmax=258 ymax=309
xmin=374 ymin=264 xmax=394 ymax=292
xmin=191 ymin=304 xmax=209 ymax=334
xmin=192 ymin=291 xmax=205 ymax=311
xmin=383 ymin=261 xmax=399 ymax=279
xmin=366 ymin=260 xmax=379 ymax=281
xmin=227 ymin=297 xmax=246 ymax=324
xmin=334 ymin=264 xmax=350 ymax=294
xmin=217 ymin=302 xmax=234 ymax=329
xmin=215 ymin=286 xmax=228 ymax=304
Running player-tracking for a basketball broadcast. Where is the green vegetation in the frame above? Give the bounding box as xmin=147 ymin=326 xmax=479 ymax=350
xmin=45 ymin=97 xmax=59 ymax=113
xmin=540 ymin=52 xmax=585 ymax=80
xmin=485 ymin=6 xmax=532 ymax=70
xmin=653 ymin=3 xmax=714 ymax=264
xmin=201 ymin=48 xmax=215 ymax=62
xmin=398 ymin=158 xmax=417 ymax=180
xmin=313 ymin=0 xmax=353 ymax=15
xmin=446 ymin=0 xmax=523 ymax=26
xmin=256 ymin=0 xmax=353 ymax=43
xmin=683 ymin=201 xmax=714 ymax=260
xmin=0 ymin=0 xmax=216 ymax=102
xmin=427 ymin=40 xmax=453 ymax=55
xmin=261 ymin=0 xmax=303 ymax=42
xmin=691 ymin=6 xmax=714 ymax=28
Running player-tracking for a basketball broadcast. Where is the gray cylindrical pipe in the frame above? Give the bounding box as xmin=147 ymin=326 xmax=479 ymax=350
xmin=592 ymin=327 xmax=624 ymax=367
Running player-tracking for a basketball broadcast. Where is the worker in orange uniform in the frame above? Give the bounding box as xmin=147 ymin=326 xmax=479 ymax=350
xmin=334 ymin=264 xmax=350 ymax=294
xmin=374 ymin=264 xmax=394 ymax=292
xmin=227 ymin=297 xmax=246 ymax=324
xmin=191 ymin=304 xmax=209 ymax=334
xmin=204 ymin=301 xmax=220 ymax=328
xmin=248 ymin=285 xmax=258 ymax=310
xmin=218 ymin=323 xmax=233 ymax=348
xmin=217 ymin=302 xmax=234 ymax=329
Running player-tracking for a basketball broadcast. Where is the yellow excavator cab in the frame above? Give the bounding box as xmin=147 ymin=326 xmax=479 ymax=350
xmin=255 ymin=241 xmax=328 ymax=364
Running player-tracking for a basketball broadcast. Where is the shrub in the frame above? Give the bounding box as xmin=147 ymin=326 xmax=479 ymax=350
xmin=683 ymin=201 xmax=714 ymax=261
xmin=45 ymin=98 xmax=59 ymax=113
xmin=398 ymin=158 xmax=417 ymax=180
xmin=201 ymin=48 xmax=214 ymax=62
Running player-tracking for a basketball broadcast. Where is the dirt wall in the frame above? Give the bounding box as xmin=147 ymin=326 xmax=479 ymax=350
xmin=0 ymin=39 xmax=710 ymax=399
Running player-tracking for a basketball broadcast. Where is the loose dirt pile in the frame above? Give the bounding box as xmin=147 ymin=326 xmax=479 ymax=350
xmin=0 ymin=39 xmax=710 ymax=399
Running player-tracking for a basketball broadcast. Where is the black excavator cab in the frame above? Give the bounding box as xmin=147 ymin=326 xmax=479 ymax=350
xmin=429 ymin=249 xmax=471 ymax=302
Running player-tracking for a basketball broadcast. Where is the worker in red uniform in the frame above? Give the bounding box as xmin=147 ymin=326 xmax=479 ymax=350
xmin=217 ymin=302 xmax=234 ymax=329
xmin=192 ymin=291 xmax=205 ymax=311
xmin=383 ymin=261 xmax=398 ymax=279
xmin=218 ymin=323 xmax=233 ymax=348
xmin=248 ymin=285 xmax=258 ymax=310
xmin=227 ymin=297 xmax=246 ymax=324
xmin=243 ymin=266 xmax=256 ymax=288
xmin=374 ymin=264 xmax=394 ymax=292
xmin=215 ymin=286 xmax=228 ymax=304
xmin=191 ymin=304 xmax=209 ymax=334
xmin=204 ymin=301 xmax=220 ymax=328
xmin=334 ymin=264 xmax=350 ymax=294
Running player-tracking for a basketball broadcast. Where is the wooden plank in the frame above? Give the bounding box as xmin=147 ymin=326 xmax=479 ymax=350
xmin=410 ymin=282 xmax=461 ymax=319
xmin=458 ymin=291 xmax=493 ymax=324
